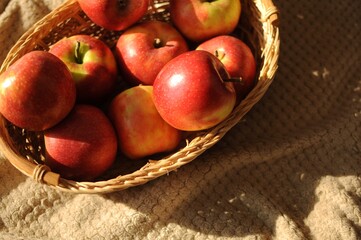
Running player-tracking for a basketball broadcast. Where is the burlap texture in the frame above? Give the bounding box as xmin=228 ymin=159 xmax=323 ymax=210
xmin=0 ymin=0 xmax=360 ymax=239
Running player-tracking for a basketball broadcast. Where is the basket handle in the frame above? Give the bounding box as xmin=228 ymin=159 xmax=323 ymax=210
xmin=0 ymin=132 xmax=60 ymax=186
xmin=260 ymin=0 xmax=279 ymax=26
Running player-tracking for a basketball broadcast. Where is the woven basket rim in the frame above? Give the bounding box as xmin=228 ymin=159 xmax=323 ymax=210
xmin=0 ymin=0 xmax=280 ymax=193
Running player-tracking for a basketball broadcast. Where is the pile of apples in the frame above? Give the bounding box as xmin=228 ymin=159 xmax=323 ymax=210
xmin=0 ymin=0 xmax=256 ymax=181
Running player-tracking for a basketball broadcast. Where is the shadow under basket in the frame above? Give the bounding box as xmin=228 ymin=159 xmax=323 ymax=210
xmin=0 ymin=0 xmax=280 ymax=193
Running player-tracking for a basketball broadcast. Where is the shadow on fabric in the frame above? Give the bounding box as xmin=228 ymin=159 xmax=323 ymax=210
xmin=101 ymin=0 xmax=361 ymax=238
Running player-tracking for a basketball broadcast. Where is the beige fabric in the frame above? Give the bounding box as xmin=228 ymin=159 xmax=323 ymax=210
xmin=0 ymin=0 xmax=360 ymax=239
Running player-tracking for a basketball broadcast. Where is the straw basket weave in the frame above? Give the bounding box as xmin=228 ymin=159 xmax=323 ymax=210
xmin=0 ymin=0 xmax=279 ymax=193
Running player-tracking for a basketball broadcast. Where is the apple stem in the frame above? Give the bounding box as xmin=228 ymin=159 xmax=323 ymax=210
xmin=117 ymin=0 xmax=127 ymax=8
xmin=153 ymin=38 xmax=163 ymax=48
xmin=224 ymin=77 xmax=244 ymax=84
xmin=74 ymin=41 xmax=82 ymax=64
xmin=214 ymin=50 xmax=225 ymax=60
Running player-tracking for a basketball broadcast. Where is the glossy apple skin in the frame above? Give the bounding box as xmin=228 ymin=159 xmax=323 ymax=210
xmin=44 ymin=105 xmax=118 ymax=181
xmin=49 ymin=35 xmax=118 ymax=104
xmin=0 ymin=51 xmax=76 ymax=131
xmin=170 ymin=0 xmax=241 ymax=42
xmin=108 ymin=85 xmax=182 ymax=159
xmin=153 ymin=50 xmax=236 ymax=131
xmin=115 ymin=20 xmax=189 ymax=85
xmin=78 ymin=0 xmax=149 ymax=31
xmin=197 ymin=35 xmax=257 ymax=101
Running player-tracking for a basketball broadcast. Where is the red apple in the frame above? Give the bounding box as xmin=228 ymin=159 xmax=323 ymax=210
xmin=44 ymin=104 xmax=118 ymax=181
xmin=115 ymin=20 xmax=189 ymax=85
xmin=153 ymin=50 xmax=236 ymax=131
xmin=196 ymin=35 xmax=257 ymax=101
xmin=49 ymin=34 xmax=118 ymax=103
xmin=170 ymin=0 xmax=241 ymax=42
xmin=0 ymin=51 xmax=76 ymax=131
xmin=108 ymin=85 xmax=182 ymax=159
xmin=77 ymin=0 xmax=149 ymax=31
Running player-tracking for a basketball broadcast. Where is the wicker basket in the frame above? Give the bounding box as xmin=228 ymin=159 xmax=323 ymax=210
xmin=0 ymin=0 xmax=279 ymax=193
